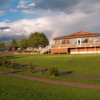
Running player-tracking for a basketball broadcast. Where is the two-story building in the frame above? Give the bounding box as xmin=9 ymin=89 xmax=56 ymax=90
xmin=51 ymin=31 xmax=100 ymax=54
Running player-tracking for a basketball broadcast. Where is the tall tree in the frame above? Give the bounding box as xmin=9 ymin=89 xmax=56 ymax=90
xmin=28 ymin=32 xmax=49 ymax=47
xmin=8 ymin=39 xmax=18 ymax=47
xmin=0 ymin=42 xmax=6 ymax=48
xmin=19 ymin=38 xmax=28 ymax=48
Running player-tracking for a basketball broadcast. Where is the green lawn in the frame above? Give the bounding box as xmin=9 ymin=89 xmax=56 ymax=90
xmin=0 ymin=51 xmax=6 ymax=53
xmin=5 ymin=54 xmax=100 ymax=76
xmin=0 ymin=74 xmax=100 ymax=100
xmin=1 ymin=67 xmax=100 ymax=85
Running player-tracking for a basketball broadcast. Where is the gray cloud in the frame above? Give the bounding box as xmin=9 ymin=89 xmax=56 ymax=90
xmin=17 ymin=0 xmax=82 ymax=13
xmin=0 ymin=9 xmax=100 ymax=41
xmin=17 ymin=0 xmax=100 ymax=14
xmin=1 ymin=0 xmax=100 ymax=42
xmin=0 ymin=0 xmax=10 ymax=7
xmin=34 ymin=0 xmax=80 ymax=10
xmin=0 ymin=27 xmax=10 ymax=31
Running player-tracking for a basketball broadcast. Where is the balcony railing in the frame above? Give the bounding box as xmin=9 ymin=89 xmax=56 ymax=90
xmin=51 ymin=42 xmax=100 ymax=49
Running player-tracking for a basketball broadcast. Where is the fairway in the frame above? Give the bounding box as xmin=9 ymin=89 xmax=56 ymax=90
xmin=0 ymin=74 xmax=100 ymax=100
xmin=5 ymin=54 xmax=100 ymax=76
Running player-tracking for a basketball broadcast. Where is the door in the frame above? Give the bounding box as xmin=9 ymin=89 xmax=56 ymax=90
xmin=77 ymin=38 xmax=81 ymax=46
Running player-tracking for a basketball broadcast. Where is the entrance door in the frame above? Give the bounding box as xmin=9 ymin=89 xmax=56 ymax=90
xmin=77 ymin=38 xmax=81 ymax=46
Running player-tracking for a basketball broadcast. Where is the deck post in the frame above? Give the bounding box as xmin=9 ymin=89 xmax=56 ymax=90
xmin=67 ymin=44 xmax=68 ymax=54
xmin=94 ymin=42 xmax=97 ymax=53
xmin=85 ymin=44 xmax=87 ymax=54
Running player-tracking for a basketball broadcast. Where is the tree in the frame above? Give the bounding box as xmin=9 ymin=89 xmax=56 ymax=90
xmin=28 ymin=32 xmax=49 ymax=48
xmin=8 ymin=39 xmax=18 ymax=48
xmin=19 ymin=38 xmax=28 ymax=48
xmin=0 ymin=42 xmax=6 ymax=48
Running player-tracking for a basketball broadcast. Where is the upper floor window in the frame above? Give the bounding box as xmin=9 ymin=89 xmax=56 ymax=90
xmin=89 ymin=38 xmax=93 ymax=43
xmin=81 ymin=38 xmax=88 ymax=43
xmin=94 ymin=37 xmax=100 ymax=42
xmin=70 ymin=39 xmax=77 ymax=44
xmin=55 ymin=40 xmax=59 ymax=45
xmin=60 ymin=40 xmax=66 ymax=44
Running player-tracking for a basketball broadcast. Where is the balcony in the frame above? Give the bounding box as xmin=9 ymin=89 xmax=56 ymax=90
xmin=51 ymin=42 xmax=100 ymax=49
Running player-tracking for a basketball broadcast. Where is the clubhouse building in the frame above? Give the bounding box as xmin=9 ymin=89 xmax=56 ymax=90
xmin=51 ymin=31 xmax=100 ymax=54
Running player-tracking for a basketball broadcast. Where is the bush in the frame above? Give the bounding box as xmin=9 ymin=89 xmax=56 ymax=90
xmin=11 ymin=60 xmax=18 ymax=70
xmin=28 ymin=62 xmax=35 ymax=73
xmin=2 ymin=59 xmax=8 ymax=68
xmin=49 ymin=66 xmax=59 ymax=76
xmin=16 ymin=49 xmax=24 ymax=53
xmin=6 ymin=60 xmax=12 ymax=68
xmin=0 ymin=57 xmax=15 ymax=68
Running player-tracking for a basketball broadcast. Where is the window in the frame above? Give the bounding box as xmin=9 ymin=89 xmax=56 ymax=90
xmin=89 ymin=38 xmax=92 ymax=43
xmin=70 ymin=39 xmax=77 ymax=44
xmin=60 ymin=40 xmax=66 ymax=44
xmin=55 ymin=40 xmax=59 ymax=45
xmin=94 ymin=37 xmax=100 ymax=42
xmin=81 ymin=38 xmax=88 ymax=43
xmin=77 ymin=39 xmax=81 ymax=46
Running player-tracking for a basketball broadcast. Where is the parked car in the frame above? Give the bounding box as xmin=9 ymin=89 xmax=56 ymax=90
xmin=0 ymin=48 xmax=6 ymax=51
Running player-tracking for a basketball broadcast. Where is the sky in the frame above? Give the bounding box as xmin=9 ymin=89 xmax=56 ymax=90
xmin=0 ymin=0 xmax=100 ymax=43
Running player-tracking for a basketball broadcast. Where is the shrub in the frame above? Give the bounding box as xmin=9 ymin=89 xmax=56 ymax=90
xmin=16 ymin=49 xmax=24 ymax=53
xmin=49 ymin=66 xmax=59 ymax=76
xmin=6 ymin=60 xmax=12 ymax=68
xmin=28 ymin=62 xmax=35 ymax=73
xmin=2 ymin=58 xmax=8 ymax=68
xmin=11 ymin=60 xmax=18 ymax=70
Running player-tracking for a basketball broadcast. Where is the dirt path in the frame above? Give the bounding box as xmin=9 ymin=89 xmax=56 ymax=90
xmin=0 ymin=70 xmax=100 ymax=90
xmin=0 ymin=52 xmax=14 ymax=57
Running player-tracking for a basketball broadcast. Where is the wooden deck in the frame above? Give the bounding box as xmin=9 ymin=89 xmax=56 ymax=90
xmin=51 ymin=42 xmax=100 ymax=49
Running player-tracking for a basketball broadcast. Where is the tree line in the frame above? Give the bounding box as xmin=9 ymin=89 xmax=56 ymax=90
xmin=0 ymin=32 xmax=49 ymax=49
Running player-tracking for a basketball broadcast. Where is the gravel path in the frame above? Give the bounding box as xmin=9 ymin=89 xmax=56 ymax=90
xmin=0 ymin=70 xmax=100 ymax=90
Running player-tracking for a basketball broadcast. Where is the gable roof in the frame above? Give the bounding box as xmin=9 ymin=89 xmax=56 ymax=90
xmin=54 ymin=31 xmax=100 ymax=40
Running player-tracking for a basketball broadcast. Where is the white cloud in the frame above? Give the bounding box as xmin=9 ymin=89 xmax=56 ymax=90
xmin=17 ymin=0 xmax=35 ymax=9
xmin=0 ymin=10 xmax=100 ymax=40
xmin=1 ymin=0 xmax=100 ymax=43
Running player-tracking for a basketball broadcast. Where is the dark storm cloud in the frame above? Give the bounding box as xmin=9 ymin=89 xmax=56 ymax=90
xmin=0 ymin=27 xmax=10 ymax=30
xmin=17 ymin=0 xmax=82 ymax=13
xmin=0 ymin=35 xmax=23 ymax=41
xmin=17 ymin=0 xmax=100 ymax=14
xmin=34 ymin=0 xmax=81 ymax=10
xmin=34 ymin=0 xmax=100 ymax=10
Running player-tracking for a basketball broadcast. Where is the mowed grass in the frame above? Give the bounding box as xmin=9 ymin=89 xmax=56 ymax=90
xmin=0 ymin=74 xmax=100 ymax=100
xmin=0 ymin=51 xmax=6 ymax=53
xmin=5 ymin=54 xmax=100 ymax=76
xmin=0 ymin=67 xmax=100 ymax=85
